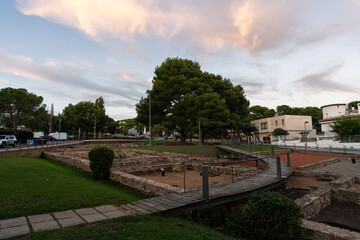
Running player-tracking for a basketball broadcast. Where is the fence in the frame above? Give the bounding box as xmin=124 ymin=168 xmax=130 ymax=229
xmin=182 ymin=149 xmax=291 ymax=201
xmin=0 ymin=139 xmax=82 ymax=151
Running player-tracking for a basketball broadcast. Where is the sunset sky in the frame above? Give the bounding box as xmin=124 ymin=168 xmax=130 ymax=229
xmin=1 ymin=0 xmax=360 ymax=119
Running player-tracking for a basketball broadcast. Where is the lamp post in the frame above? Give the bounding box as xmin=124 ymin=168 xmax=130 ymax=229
xmin=59 ymin=118 xmax=62 ymax=140
xmin=304 ymin=121 xmax=308 ymax=148
xmin=148 ymin=91 xmax=152 ymax=148
xmin=92 ymin=114 xmax=96 ymax=140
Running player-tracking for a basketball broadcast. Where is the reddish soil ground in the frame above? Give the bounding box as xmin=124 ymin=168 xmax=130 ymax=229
xmin=238 ymin=152 xmax=342 ymax=170
xmin=311 ymin=201 xmax=360 ymax=232
xmin=140 ymin=170 xmax=234 ymax=189
xmin=279 ymin=152 xmax=341 ymax=170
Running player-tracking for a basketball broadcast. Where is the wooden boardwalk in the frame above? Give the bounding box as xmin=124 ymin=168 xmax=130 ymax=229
xmin=122 ymin=146 xmax=293 ymax=216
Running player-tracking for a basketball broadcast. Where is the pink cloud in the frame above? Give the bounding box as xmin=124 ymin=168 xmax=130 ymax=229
xmin=16 ymin=0 xmax=352 ymax=55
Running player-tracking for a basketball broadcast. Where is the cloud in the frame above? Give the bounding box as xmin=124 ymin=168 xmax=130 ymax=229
xmin=17 ymin=0 xmax=342 ymax=55
xmin=0 ymin=51 xmax=145 ymax=103
xmin=296 ymin=65 xmax=359 ymax=93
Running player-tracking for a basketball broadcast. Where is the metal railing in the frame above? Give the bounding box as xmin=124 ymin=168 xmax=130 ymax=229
xmin=181 ymin=149 xmax=291 ymax=201
xmin=1 ymin=139 xmax=83 ymax=152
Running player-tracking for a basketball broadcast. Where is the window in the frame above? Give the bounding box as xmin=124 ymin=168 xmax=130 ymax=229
xmin=261 ymin=122 xmax=268 ymax=130
xmin=275 ymin=120 xmax=278 ymax=126
xmin=282 ymin=119 xmax=284 ymax=125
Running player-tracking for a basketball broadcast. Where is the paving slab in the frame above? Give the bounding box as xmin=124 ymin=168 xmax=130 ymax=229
xmin=94 ymin=205 xmax=117 ymax=213
xmin=102 ymin=210 xmax=126 ymax=219
xmin=28 ymin=214 xmax=53 ymax=223
xmin=80 ymin=213 xmax=107 ymax=223
xmin=53 ymin=210 xmax=77 ymax=219
xmin=75 ymin=208 xmax=98 ymax=216
xmin=0 ymin=224 xmax=30 ymax=239
xmin=31 ymin=220 xmax=60 ymax=232
xmin=0 ymin=217 xmax=27 ymax=229
xmin=57 ymin=216 xmax=85 ymax=228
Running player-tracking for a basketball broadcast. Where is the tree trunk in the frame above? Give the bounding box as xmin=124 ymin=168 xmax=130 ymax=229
xmin=180 ymin=130 xmax=187 ymax=143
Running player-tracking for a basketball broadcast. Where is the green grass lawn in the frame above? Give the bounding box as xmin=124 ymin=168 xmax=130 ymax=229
xmin=0 ymin=157 xmax=145 ymax=219
xmin=133 ymin=145 xmax=227 ymax=158
xmin=13 ymin=215 xmax=236 ymax=240
xmin=133 ymin=144 xmax=282 ymax=158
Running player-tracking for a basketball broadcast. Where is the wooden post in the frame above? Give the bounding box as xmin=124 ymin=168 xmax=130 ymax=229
xmin=276 ymin=157 xmax=282 ymax=179
xmin=202 ymin=166 xmax=209 ymax=201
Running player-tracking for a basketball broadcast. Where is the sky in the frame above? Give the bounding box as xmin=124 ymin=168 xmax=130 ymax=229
xmin=1 ymin=0 xmax=360 ymax=120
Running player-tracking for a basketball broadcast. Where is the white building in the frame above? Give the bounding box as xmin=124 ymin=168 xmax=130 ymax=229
xmin=251 ymin=115 xmax=315 ymax=143
xmin=319 ymin=103 xmax=360 ymax=136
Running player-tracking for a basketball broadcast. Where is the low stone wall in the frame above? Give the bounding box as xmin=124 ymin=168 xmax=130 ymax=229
xmin=43 ymin=152 xmax=91 ymax=173
xmin=302 ymin=219 xmax=360 ymax=240
xmin=43 ymin=152 xmax=184 ymax=196
xmin=329 ymin=176 xmax=355 ymax=189
xmin=332 ymin=189 xmax=360 ymax=206
xmin=110 ymin=170 xmax=182 ymax=196
xmin=295 ymin=186 xmax=332 ymax=219
xmin=191 ymin=164 xmax=257 ymax=177
xmin=296 ymin=158 xmax=349 ymax=171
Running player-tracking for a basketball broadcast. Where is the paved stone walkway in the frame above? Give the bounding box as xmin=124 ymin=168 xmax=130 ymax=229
xmin=0 ymin=205 xmax=126 ymax=239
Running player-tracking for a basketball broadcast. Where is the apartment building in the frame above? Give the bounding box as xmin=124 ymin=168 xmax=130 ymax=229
xmin=251 ymin=115 xmax=315 ymax=143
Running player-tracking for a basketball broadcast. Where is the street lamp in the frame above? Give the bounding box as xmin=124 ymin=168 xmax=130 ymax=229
xmin=304 ymin=121 xmax=309 ymax=148
xmin=148 ymin=91 xmax=152 ymax=148
xmin=59 ymin=118 xmax=62 ymax=140
xmin=92 ymin=114 xmax=96 ymax=140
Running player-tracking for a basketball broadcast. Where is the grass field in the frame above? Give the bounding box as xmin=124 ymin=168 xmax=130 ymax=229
xmin=133 ymin=144 xmax=281 ymax=158
xmin=12 ymin=215 xmax=236 ymax=240
xmin=0 ymin=157 xmax=145 ymax=219
xmin=133 ymin=145 xmax=226 ymax=158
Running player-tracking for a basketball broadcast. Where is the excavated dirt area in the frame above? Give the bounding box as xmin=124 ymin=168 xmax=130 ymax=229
xmin=311 ymin=201 xmax=360 ymax=232
xmin=51 ymin=143 xmax=257 ymax=190
xmin=140 ymin=170 xmax=234 ymax=189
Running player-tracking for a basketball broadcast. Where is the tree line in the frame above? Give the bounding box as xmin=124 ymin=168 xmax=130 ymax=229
xmin=0 ymin=87 xmax=117 ymax=137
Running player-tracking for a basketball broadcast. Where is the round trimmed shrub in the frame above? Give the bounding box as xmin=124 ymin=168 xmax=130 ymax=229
xmin=225 ymin=192 xmax=302 ymax=240
xmin=88 ymin=147 xmax=115 ymax=180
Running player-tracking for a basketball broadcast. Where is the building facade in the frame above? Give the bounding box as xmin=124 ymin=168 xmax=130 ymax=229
xmin=251 ymin=115 xmax=315 ymax=143
xmin=319 ymin=103 xmax=360 ymax=137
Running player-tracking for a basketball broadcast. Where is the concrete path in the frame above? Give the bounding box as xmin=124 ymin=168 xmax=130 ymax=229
xmin=0 ymin=205 xmax=126 ymax=239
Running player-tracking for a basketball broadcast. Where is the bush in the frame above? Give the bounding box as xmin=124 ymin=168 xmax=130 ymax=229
xmin=225 ymin=192 xmax=302 ymax=240
xmin=88 ymin=147 xmax=115 ymax=180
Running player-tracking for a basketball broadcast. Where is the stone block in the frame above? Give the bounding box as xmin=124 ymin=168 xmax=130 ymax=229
xmin=0 ymin=224 xmax=30 ymax=239
xmin=53 ymin=210 xmax=77 ymax=219
xmin=57 ymin=216 xmax=85 ymax=227
xmin=94 ymin=205 xmax=117 ymax=213
xmin=28 ymin=214 xmax=53 ymax=223
xmin=75 ymin=208 xmax=98 ymax=216
xmin=102 ymin=210 xmax=126 ymax=219
xmin=0 ymin=217 xmax=27 ymax=229
xmin=31 ymin=220 xmax=60 ymax=232
xmin=81 ymin=213 xmax=107 ymax=223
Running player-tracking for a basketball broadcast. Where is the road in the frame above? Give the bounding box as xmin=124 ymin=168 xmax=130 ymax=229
xmin=0 ymin=141 xmax=82 ymax=152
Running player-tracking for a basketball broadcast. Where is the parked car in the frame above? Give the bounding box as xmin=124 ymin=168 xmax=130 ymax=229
xmin=0 ymin=135 xmax=17 ymax=148
xmin=40 ymin=135 xmax=55 ymax=141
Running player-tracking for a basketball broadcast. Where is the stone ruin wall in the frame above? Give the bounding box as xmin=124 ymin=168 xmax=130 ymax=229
xmin=42 ymin=152 xmax=183 ymax=196
xmin=42 ymin=149 xmax=257 ymax=196
xmin=295 ymin=173 xmax=360 ymax=239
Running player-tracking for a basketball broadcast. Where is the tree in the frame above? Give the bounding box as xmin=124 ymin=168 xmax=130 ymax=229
xmin=272 ymin=128 xmax=289 ymax=136
xmin=61 ymin=97 xmax=115 ymax=136
xmin=135 ymin=58 xmax=249 ymax=143
xmin=249 ymin=105 xmax=275 ymax=120
xmin=349 ymin=101 xmax=360 ymax=110
xmin=276 ymin=105 xmax=293 ymax=115
xmin=0 ymin=87 xmax=46 ymax=133
xmin=331 ymin=117 xmax=360 ymax=136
